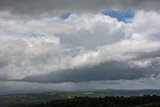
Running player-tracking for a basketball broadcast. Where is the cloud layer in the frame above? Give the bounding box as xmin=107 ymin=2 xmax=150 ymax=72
xmin=0 ymin=0 xmax=160 ymax=94
xmin=0 ymin=0 xmax=160 ymax=16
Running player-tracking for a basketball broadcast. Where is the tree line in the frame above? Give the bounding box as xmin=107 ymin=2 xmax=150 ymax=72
xmin=7 ymin=95 xmax=160 ymax=107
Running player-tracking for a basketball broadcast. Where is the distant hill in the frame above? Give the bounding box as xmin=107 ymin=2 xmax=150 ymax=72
xmin=1 ymin=89 xmax=160 ymax=107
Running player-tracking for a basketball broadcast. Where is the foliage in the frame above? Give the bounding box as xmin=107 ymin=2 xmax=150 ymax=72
xmin=9 ymin=95 xmax=160 ymax=107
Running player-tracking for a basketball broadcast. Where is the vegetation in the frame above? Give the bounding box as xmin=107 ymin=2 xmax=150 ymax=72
xmin=1 ymin=90 xmax=160 ymax=107
xmin=5 ymin=95 xmax=160 ymax=107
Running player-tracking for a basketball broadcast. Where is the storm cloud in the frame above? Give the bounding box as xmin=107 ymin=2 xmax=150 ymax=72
xmin=22 ymin=61 xmax=153 ymax=83
xmin=0 ymin=0 xmax=160 ymax=94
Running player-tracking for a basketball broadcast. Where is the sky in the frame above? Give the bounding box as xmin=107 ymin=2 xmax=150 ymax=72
xmin=0 ymin=0 xmax=160 ymax=94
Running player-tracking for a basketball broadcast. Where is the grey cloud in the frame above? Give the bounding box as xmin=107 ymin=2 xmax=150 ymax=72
xmin=0 ymin=0 xmax=160 ymax=16
xmin=0 ymin=58 xmax=9 ymax=69
xmin=135 ymin=50 xmax=160 ymax=61
xmin=1 ymin=78 xmax=160 ymax=95
xmin=147 ymin=33 xmax=160 ymax=41
xmin=56 ymin=23 xmax=125 ymax=49
xmin=22 ymin=61 xmax=154 ymax=83
xmin=0 ymin=6 xmax=160 ymax=93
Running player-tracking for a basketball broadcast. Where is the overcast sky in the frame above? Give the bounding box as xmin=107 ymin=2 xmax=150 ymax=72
xmin=0 ymin=0 xmax=160 ymax=94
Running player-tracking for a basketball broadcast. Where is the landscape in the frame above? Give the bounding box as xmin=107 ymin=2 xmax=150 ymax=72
xmin=0 ymin=0 xmax=160 ymax=107
xmin=1 ymin=90 xmax=160 ymax=107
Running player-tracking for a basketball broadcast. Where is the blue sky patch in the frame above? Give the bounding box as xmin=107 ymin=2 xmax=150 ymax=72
xmin=103 ymin=10 xmax=134 ymax=22
xmin=59 ymin=11 xmax=72 ymax=20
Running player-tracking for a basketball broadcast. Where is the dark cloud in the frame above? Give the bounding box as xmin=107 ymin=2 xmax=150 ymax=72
xmin=136 ymin=51 xmax=160 ymax=60
xmin=2 ymin=79 xmax=160 ymax=95
xmin=0 ymin=59 xmax=9 ymax=69
xmin=22 ymin=61 xmax=153 ymax=83
xmin=0 ymin=0 xmax=160 ymax=16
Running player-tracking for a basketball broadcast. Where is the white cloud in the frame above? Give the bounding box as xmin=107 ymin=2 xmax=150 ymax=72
xmin=126 ymin=10 xmax=160 ymax=40
xmin=0 ymin=10 xmax=160 ymax=87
